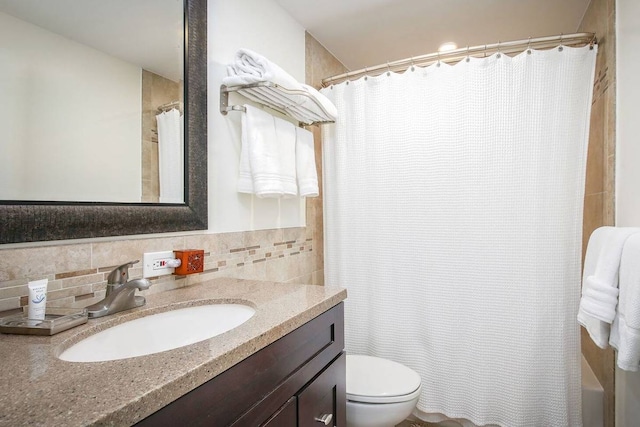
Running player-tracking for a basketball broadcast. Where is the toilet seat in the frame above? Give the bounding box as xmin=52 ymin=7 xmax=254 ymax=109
xmin=346 ymin=355 xmax=422 ymax=404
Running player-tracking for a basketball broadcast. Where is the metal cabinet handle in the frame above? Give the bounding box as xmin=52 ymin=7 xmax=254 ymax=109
xmin=314 ymin=413 xmax=333 ymax=425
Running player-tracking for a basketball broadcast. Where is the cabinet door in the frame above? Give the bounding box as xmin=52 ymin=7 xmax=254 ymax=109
xmin=298 ymin=353 xmax=346 ymax=427
xmin=262 ymin=397 xmax=297 ymax=427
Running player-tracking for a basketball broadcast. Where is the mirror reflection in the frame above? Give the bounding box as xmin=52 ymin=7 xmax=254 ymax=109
xmin=0 ymin=0 xmax=184 ymax=203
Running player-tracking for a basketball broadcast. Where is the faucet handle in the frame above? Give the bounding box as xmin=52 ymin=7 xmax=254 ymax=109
xmin=107 ymin=260 xmax=139 ymax=285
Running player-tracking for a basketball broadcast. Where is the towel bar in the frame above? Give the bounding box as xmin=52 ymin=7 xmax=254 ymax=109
xmin=220 ymin=81 xmax=335 ymax=126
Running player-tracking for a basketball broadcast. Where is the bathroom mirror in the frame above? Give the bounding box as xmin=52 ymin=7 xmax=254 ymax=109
xmin=0 ymin=0 xmax=207 ymax=244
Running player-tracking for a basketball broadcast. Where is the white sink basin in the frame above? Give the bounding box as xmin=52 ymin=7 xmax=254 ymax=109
xmin=59 ymin=304 xmax=255 ymax=362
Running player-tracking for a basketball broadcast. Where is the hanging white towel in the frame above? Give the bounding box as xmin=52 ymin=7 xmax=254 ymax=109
xmin=222 ymin=48 xmax=337 ymax=123
xmin=578 ymin=226 xmax=640 ymax=348
xmin=270 ymin=116 xmax=297 ymax=198
xmin=238 ymin=105 xmax=297 ymax=198
xmin=237 ymin=105 xmax=262 ymax=194
xmin=295 ymin=127 xmax=319 ymax=197
xmin=610 ymin=233 xmax=640 ymax=371
xmin=156 ymin=109 xmax=184 ymax=203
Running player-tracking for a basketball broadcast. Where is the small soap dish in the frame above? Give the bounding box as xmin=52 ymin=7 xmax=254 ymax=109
xmin=0 ymin=308 xmax=88 ymax=336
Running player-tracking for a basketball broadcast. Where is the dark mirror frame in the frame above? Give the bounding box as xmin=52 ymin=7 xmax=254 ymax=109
xmin=0 ymin=0 xmax=207 ymax=244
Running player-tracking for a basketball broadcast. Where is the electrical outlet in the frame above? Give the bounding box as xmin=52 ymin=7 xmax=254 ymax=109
xmin=143 ymin=250 xmax=176 ymax=278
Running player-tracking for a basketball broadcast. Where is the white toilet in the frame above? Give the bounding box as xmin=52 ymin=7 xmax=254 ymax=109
xmin=346 ymin=354 xmax=422 ymax=427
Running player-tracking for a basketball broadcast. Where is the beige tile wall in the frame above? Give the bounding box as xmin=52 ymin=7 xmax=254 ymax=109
xmin=0 ymin=34 xmax=347 ymax=317
xmin=0 ymin=228 xmax=318 ymax=316
xmin=578 ymin=0 xmax=616 ymax=426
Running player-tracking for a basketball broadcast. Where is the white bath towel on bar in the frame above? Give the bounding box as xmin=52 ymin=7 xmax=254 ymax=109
xmin=610 ymin=233 xmax=640 ymax=371
xmin=238 ymin=105 xmax=297 ymax=198
xmin=295 ymin=127 xmax=319 ymax=197
xmin=237 ymin=105 xmax=265 ymax=194
xmin=578 ymin=226 xmax=640 ymax=348
xmin=269 ymin=115 xmax=298 ymax=198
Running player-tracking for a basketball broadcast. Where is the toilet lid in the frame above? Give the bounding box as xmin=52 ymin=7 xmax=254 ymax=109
xmin=346 ymin=355 xmax=422 ymax=404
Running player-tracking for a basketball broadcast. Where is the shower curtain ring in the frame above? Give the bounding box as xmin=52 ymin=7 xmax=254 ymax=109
xmin=466 ymin=46 xmax=470 ymax=62
xmin=437 ymin=51 xmax=441 ymax=67
xmin=410 ymin=57 xmax=415 ymax=71
xmin=497 ymin=41 xmax=502 ymax=58
xmin=364 ymin=67 xmax=368 ymax=81
xmin=527 ymin=37 xmax=532 ymax=54
xmin=386 ymin=62 xmax=391 ymax=76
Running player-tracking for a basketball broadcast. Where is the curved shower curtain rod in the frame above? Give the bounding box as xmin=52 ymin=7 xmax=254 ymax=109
xmin=321 ymin=32 xmax=597 ymax=87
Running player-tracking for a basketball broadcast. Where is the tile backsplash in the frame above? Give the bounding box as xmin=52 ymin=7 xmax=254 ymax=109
xmin=0 ymin=227 xmax=322 ymax=316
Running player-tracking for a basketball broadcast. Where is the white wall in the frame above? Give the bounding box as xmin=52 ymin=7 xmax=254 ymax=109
xmin=0 ymin=11 xmax=141 ymax=202
xmin=208 ymin=0 xmax=306 ymax=233
xmin=615 ymin=0 xmax=640 ymax=425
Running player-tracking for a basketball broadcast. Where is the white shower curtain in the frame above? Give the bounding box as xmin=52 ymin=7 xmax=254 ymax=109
xmin=322 ymin=46 xmax=596 ymax=427
xmin=156 ymin=108 xmax=184 ymax=203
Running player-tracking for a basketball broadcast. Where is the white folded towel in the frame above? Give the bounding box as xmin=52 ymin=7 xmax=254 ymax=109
xmin=237 ymin=105 xmax=297 ymax=198
xmin=295 ymin=127 xmax=319 ymax=197
xmin=581 ymin=276 xmax=620 ymax=323
xmin=224 ymin=48 xmax=301 ymax=89
xmin=223 ymin=48 xmax=337 ymax=123
xmin=578 ymin=226 xmax=640 ymax=348
xmin=610 ymin=233 xmax=640 ymax=371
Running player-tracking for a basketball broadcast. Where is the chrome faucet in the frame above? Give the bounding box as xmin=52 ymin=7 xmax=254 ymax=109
xmin=86 ymin=260 xmax=151 ymax=318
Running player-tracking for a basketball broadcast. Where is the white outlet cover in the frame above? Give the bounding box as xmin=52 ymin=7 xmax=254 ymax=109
xmin=143 ymin=250 xmax=175 ymax=278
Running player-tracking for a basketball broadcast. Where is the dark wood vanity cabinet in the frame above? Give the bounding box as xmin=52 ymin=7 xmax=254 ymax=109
xmin=138 ymin=303 xmax=345 ymax=427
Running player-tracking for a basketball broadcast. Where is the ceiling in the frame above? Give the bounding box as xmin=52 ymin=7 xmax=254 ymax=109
xmin=0 ymin=0 xmax=183 ymax=81
xmin=0 ymin=0 xmax=592 ymax=81
xmin=275 ymin=0 xmax=592 ymax=71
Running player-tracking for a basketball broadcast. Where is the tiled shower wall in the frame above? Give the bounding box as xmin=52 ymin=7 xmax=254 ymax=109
xmin=579 ymin=0 xmax=616 ymax=426
xmin=0 ymin=34 xmax=346 ymax=317
xmin=305 ymin=32 xmax=349 ymax=281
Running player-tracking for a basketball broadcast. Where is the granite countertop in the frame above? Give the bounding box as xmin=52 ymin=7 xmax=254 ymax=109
xmin=0 ymin=278 xmax=347 ymax=426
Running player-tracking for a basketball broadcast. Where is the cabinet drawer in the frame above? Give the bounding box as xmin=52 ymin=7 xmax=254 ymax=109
xmin=298 ymin=353 xmax=346 ymax=427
